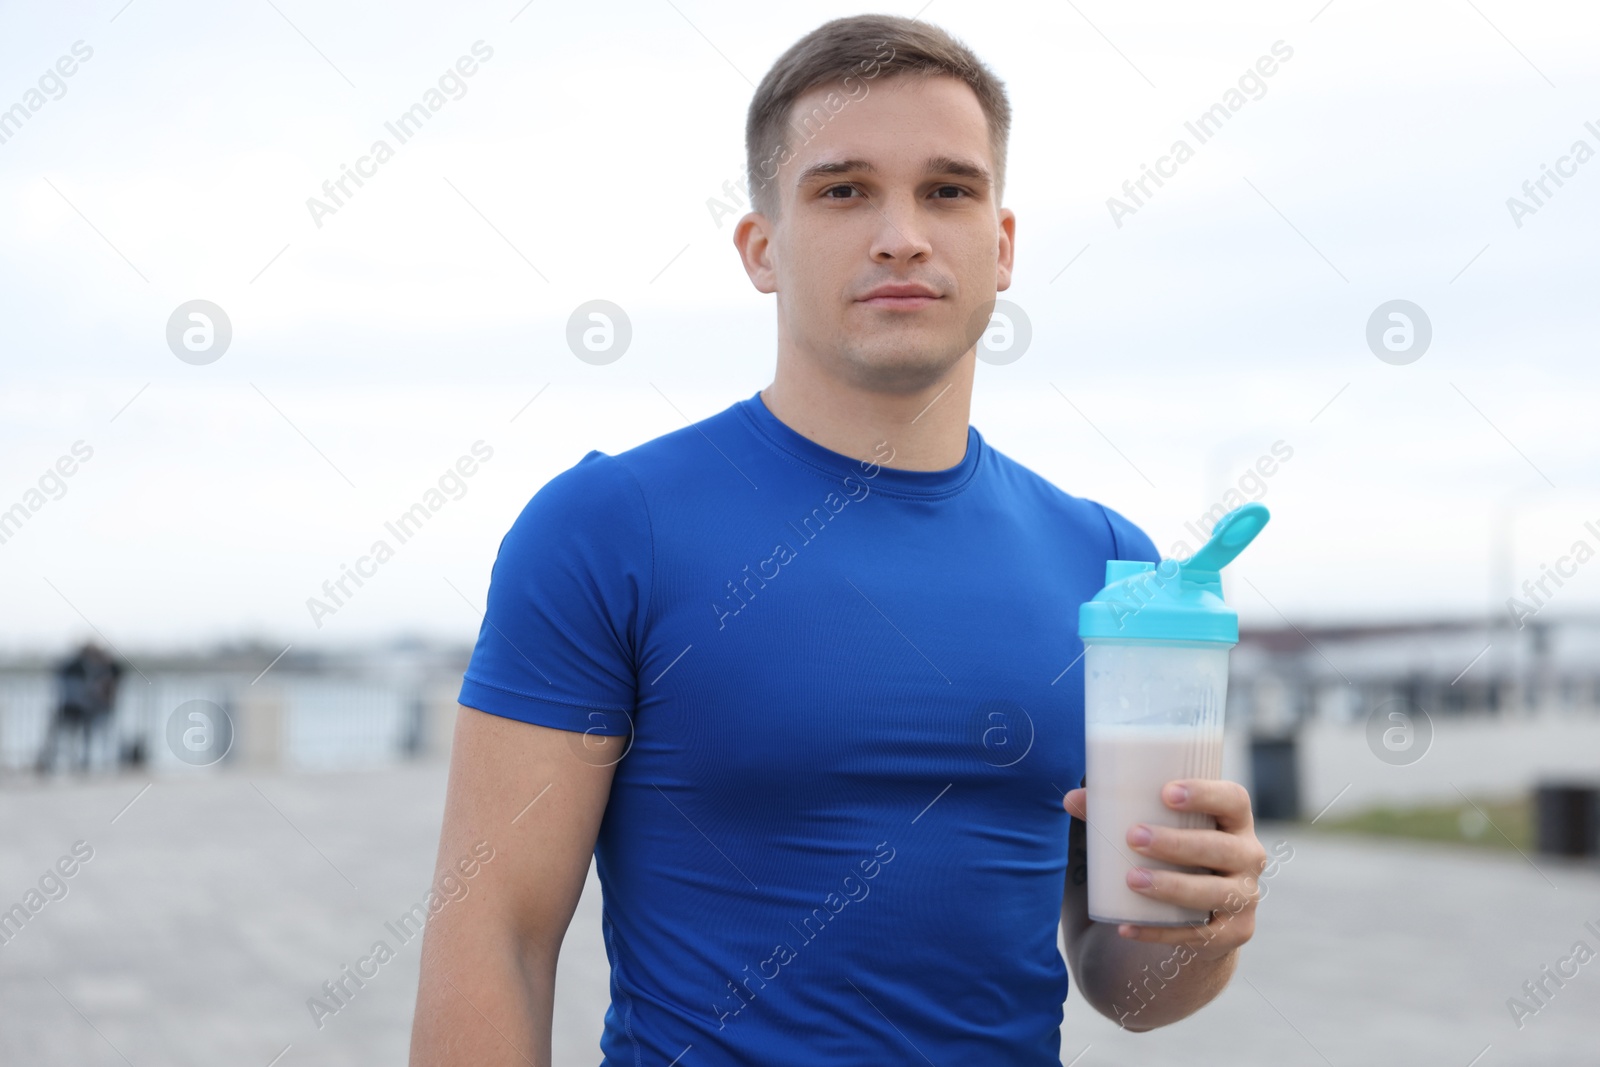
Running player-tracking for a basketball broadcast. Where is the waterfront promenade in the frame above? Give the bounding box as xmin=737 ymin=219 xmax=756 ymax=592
xmin=1 ymin=761 xmax=1595 ymax=1066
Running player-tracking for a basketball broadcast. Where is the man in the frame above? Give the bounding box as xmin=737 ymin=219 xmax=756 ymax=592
xmin=410 ymin=14 xmax=1269 ymax=1065
xmin=35 ymin=642 xmax=123 ymax=775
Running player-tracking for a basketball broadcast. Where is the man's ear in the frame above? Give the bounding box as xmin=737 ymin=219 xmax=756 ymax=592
xmin=995 ymin=206 xmax=1016 ymax=293
xmin=733 ymin=212 xmax=779 ymax=295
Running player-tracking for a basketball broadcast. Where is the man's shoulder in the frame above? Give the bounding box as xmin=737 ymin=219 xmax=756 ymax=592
xmin=980 ymin=441 xmax=1108 ymax=522
xmin=609 ymin=400 xmax=743 ymax=477
xmin=983 ymin=443 xmax=1160 ymax=562
xmin=513 ymin=398 xmax=745 ymax=524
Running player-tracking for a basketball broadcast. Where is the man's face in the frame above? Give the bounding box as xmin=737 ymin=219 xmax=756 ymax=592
xmin=738 ymin=74 xmax=1015 ymax=394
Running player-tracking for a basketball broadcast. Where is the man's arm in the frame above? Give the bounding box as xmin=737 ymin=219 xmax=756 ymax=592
xmin=409 ymin=705 xmax=618 ymax=1066
xmin=1062 ymin=778 xmax=1266 ymax=1032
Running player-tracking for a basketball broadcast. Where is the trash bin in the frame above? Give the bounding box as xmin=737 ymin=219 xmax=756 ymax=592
xmin=1250 ymin=736 xmax=1299 ymax=821
xmin=1534 ymin=781 xmax=1600 ymax=857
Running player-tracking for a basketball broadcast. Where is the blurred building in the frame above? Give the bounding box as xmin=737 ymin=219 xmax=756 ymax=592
xmin=1230 ymin=615 xmax=1600 ymax=817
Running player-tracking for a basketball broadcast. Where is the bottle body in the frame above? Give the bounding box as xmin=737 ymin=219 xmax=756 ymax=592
xmin=1082 ymin=639 xmax=1231 ymax=926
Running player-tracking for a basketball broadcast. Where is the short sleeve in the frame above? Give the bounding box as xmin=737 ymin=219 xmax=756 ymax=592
xmin=1095 ymin=501 xmax=1160 ymax=566
xmin=458 ymin=451 xmax=652 ymax=735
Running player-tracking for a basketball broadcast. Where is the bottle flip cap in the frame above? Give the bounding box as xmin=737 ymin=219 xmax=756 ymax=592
xmin=1078 ymin=502 xmax=1271 ymax=645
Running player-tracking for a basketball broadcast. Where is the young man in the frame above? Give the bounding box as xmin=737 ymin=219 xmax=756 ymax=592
xmin=410 ymin=14 xmax=1268 ymax=1065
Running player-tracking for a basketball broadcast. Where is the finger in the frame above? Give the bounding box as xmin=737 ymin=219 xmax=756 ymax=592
xmin=1063 ymin=788 xmax=1086 ymax=818
xmin=1128 ymin=822 xmax=1265 ymax=874
xmin=1126 ymin=867 xmax=1256 ymax=913
xmin=1163 ymin=779 xmax=1254 ymax=832
xmin=1116 ymin=921 xmax=1203 ymax=945
xmin=1116 ymin=908 xmax=1252 ymax=949
xmin=1115 ymin=919 xmax=1213 ymax=945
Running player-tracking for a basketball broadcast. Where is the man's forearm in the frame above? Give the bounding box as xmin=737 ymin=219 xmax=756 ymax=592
xmin=410 ymin=930 xmax=554 ymax=1066
xmin=1067 ymin=907 xmax=1238 ymax=1032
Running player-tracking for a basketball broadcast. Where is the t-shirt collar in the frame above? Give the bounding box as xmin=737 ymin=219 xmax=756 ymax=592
xmin=737 ymin=389 xmax=983 ymax=497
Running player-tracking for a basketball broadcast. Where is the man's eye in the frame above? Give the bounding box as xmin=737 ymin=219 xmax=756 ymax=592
xmin=823 ymin=184 xmax=861 ymax=199
xmin=933 ymin=185 xmax=968 ymax=198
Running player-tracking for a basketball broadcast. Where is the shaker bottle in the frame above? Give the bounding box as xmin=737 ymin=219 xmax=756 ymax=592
xmin=1076 ymin=502 xmax=1271 ymax=926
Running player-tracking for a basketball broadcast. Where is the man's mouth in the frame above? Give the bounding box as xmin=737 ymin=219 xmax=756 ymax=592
xmin=858 ymin=283 xmax=942 ymax=310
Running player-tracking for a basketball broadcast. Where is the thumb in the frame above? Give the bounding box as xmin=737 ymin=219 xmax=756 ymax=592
xmin=1063 ymin=787 xmax=1087 ymax=816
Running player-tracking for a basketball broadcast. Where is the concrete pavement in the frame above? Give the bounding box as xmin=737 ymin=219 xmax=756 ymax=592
xmin=1 ymin=761 xmax=1595 ymax=1065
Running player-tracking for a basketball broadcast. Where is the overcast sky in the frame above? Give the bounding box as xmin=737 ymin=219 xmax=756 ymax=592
xmin=1 ymin=0 xmax=1597 ymax=656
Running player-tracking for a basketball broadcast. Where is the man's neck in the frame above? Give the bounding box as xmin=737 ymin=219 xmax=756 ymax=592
xmin=759 ymin=355 xmax=976 ymax=472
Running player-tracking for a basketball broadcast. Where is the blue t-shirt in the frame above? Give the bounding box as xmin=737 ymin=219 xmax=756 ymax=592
xmin=459 ymin=389 xmax=1159 ymax=1066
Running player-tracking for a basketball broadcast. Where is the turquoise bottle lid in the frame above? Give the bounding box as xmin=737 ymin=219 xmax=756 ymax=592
xmin=1078 ymin=502 xmax=1271 ymax=645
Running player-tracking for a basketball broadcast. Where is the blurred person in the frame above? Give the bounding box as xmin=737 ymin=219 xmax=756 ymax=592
xmin=35 ymin=641 xmax=123 ymax=775
xmin=411 ymin=14 xmax=1269 ymax=1066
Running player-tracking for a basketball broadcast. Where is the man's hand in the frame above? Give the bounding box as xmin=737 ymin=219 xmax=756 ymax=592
xmin=1064 ymin=778 xmax=1267 ymax=961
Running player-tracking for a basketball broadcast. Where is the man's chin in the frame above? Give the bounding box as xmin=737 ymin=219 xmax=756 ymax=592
xmin=836 ymin=340 xmax=971 ymax=393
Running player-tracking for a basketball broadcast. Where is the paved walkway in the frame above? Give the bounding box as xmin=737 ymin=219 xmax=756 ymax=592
xmin=1 ymin=762 xmax=1596 ymax=1065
